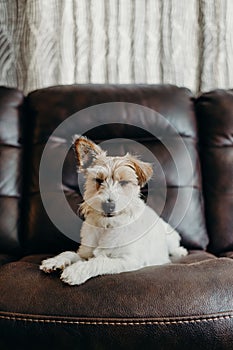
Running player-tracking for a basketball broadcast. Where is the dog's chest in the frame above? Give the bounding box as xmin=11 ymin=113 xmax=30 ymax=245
xmin=81 ymin=205 xmax=159 ymax=250
xmin=81 ymin=219 xmax=137 ymax=252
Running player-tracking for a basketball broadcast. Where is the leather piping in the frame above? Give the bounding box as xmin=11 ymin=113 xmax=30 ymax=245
xmin=0 ymin=312 xmax=233 ymax=326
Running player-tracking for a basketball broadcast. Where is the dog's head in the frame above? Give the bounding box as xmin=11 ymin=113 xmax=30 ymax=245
xmin=73 ymin=136 xmax=153 ymax=220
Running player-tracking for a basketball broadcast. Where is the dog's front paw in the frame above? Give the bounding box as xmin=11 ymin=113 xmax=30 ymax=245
xmin=170 ymin=246 xmax=188 ymax=260
xmin=61 ymin=262 xmax=91 ymax=285
xmin=40 ymin=256 xmax=72 ymax=273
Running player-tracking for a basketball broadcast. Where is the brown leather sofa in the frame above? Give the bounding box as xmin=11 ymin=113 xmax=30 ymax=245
xmin=0 ymin=84 xmax=233 ymax=350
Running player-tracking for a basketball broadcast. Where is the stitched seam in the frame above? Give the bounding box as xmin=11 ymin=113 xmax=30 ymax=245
xmin=0 ymin=314 xmax=233 ymax=325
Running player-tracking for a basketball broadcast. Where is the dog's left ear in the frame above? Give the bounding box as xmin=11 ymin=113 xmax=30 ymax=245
xmin=128 ymin=156 xmax=153 ymax=187
xmin=73 ymin=135 xmax=104 ymax=171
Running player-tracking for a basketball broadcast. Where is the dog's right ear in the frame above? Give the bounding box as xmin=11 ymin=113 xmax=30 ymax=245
xmin=73 ymin=135 xmax=104 ymax=171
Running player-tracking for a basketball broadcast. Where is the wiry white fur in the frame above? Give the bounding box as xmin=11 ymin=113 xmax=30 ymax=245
xmin=40 ymin=136 xmax=187 ymax=285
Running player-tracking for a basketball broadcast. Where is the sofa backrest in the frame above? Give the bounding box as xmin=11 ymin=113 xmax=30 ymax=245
xmin=18 ymin=84 xmax=208 ymax=255
xmin=0 ymin=87 xmax=24 ymax=254
xmin=196 ymin=90 xmax=233 ymax=254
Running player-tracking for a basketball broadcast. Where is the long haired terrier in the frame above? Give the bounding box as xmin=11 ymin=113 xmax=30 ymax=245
xmin=40 ymin=136 xmax=187 ymax=285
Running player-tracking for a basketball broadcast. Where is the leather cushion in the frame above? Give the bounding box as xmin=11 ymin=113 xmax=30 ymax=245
xmin=196 ymin=90 xmax=233 ymax=254
xmin=23 ymin=84 xmax=208 ymax=253
xmin=0 ymin=87 xmax=24 ymax=254
xmin=2 ymin=252 xmax=233 ymax=350
xmin=0 ymin=252 xmax=225 ymax=319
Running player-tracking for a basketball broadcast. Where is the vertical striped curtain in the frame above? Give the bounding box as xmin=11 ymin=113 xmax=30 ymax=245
xmin=0 ymin=0 xmax=232 ymax=94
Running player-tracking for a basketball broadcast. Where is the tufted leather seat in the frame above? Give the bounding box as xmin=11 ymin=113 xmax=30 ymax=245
xmin=0 ymin=85 xmax=233 ymax=350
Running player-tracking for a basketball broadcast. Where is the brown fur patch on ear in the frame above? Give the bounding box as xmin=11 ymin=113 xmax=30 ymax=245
xmin=127 ymin=155 xmax=153 ymax=187
xmin=73 ymin=135 xmax=103 ymax=171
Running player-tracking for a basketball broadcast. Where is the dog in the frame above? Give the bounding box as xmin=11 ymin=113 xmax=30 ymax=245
xmin=40 ymin=135 xmax=188 ymax=285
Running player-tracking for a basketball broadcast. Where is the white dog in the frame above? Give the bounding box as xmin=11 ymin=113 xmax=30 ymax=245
xmin=40 ymin=136 xmax=187 ymax=285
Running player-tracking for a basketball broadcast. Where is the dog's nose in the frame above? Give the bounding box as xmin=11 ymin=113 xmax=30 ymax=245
xmin=102 ymin=200 xmax=115 ymax=215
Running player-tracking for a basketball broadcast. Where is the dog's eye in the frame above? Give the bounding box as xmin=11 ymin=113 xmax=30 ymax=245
xmin=119 ymin=180 xmax=129 ymax=186
xmin=95 ymin=178 xmax=104 ymax=185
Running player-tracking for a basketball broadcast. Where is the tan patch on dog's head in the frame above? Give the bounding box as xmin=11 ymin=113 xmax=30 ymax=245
xmin=126 ymin=154 xmax=153 ymax=187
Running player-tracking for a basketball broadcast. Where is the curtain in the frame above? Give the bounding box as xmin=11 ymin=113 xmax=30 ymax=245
xmin=0 ymin=0 xmax=232 ymax=94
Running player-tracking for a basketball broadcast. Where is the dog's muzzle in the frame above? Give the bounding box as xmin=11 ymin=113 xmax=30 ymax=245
xmin=102 ymin=200 xmax=116 ymax=217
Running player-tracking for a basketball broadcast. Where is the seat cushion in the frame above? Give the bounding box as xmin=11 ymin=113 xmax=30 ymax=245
xmin=0 ymin=254 xmax=17 ymax=266
xmin=1 ymin=253 xmax=233 ymax=349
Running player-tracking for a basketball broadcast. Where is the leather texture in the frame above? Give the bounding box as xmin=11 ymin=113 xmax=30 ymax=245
xmin=196 ymin=90 xmax=233 ymax=254
xmin=0 ymin=252 xmax=233 ymax=350
xmin=0 ymin=252 xmax=221 ymax=318
xmin=0 ymin=85 xmax=233 ymax=349
xmin=24 ymin=84 xmax=208 ymax=253
xmin=0 ymin=87 xmax=24 ymax=255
